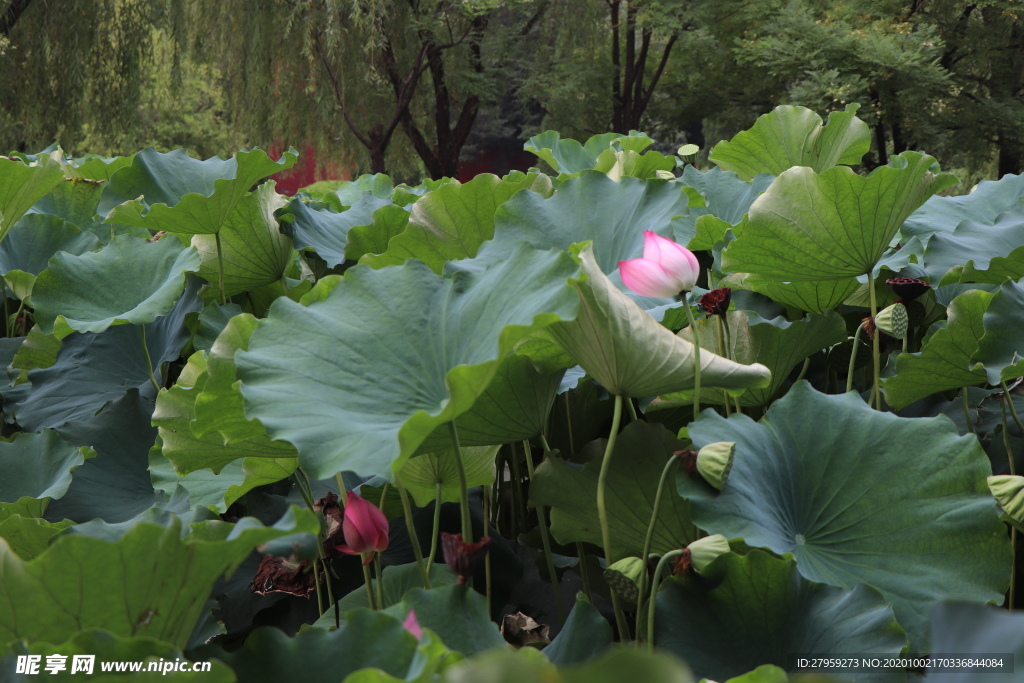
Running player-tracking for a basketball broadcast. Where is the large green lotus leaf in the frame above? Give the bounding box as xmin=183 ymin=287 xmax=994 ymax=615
xmin=413 ymin=353 xmax=564 ymax=454
xmin=654 ymin=551 xmax=906 ymax=683
xmin=903 ymin=171 xmax=1024 ymax=239
xmin=332 ymin=172 xmax=395 ymax=206
xmin=720 ymin=666 xmax=788 ymax=683
xmin=678 ymin=382 xmax=1011 ymax=650
xmin=0 ymin=154 xmax=64 ymax=241
xmin=671 ymin=166 xmax=775 ymax=246
xmin=31 ymin=235 xmax=201 ymax=338
xmin=0 ymin=430 xmax=93 ymax=504
xmin=921 ymin=204 xmax=1024 ymax=282
xmin=193 ymin=313 xmax=264 ymax=441
xmin=154 ymin=352 xmax=297 ymax=492
xmin=483 ymin=170 xmax=690 ymax=278
xmin=24 ymin=176 xmax=109 ymax=238
xmin=593 ymin=146 xmax=676 ymax=181
xmin=444 ymin=648 xmax=694 ymax=683
xmin=189 ymin=302 xmax=243 ymax=353
xmin=531 ymin=421 xmax=698 ymax=563
xmin=524 ymin=130 xmax=653 ymax=174
xmin=200 ymin=611 xmax=418 ymax=683
xmin=344 ymin=204 xmax=411 ymax=261
xmin=398 ymin=446 xmax=497 ymax=507
xmin=149 ymin=450 xmax=247 ymax=513
xmin=723 ymin=272 xmax=860 ymax=314
xmin=0 ymin=214 xmax=100 ymax=277
xmin=882 ymin=289 xmax=991 ymax=410
xmin=972 ymin=277 xmax=1024 ymax=384
xmin=68 ymin=153 xmax=135 ymax=180
xmin=99 ymin=147 xmax=297 ymax=235
xmin=191 ymin=183 xmax=292 ymax=297
xmin=652 ymin=310 xmax=846 ymax=408
xmin=0 ymin=506 xmax=319 ymax=648
xmin=235 ymin=245 xmax=581 ymax=481
xmin=709 ymin=104 xmax=871 ymax=182
xmin=1 ymin=629 xmax=236 ymax=682
xmin=362 ymin=171 xmax=553 ymax=272
xmin=385 ymin=585 xmax=505 ymax=656
xmin=723 ymin=152 xmax=958 ymax=281
xmin=9 ymin=325 xmax=60 ymax=380
xmin=6 ymin=279 xmax=202 ymax=430
xmin=48 ymin=390 xmax=163 ymax=524
xmin=288 ymin=192 xmax=392 ymax=268
xmin=0 ymin=514 xmax=73 ymax=561
xmin=542 ymin=593 xmax=613 ymax=665
xmin=542 ymin=244 xmax=771 ymax=397
xmin=927 ymin=602 xmax=1024 ymax=683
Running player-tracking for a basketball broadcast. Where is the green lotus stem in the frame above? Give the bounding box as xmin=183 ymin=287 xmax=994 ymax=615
xmin=1000 ymin=397 xmax=1017 ymax=610
xmin=362 ymin=559 xmax=377 ymax=610
xmin=795 ymin=357 xmax=811 ymax=384
xmin=214 ymin=230 xmax=227 ymax=305
xmin=395 ymin=477 xmax=430 ymax=589
xmin=598 ymin=394 xmax=632 ymax=640
xmin=715 ymin=316 xmax=731 ymax=416
xmin=635 ymin=454 xmax=680 ymax=643
xmin=647 ymin=549 xmax=685 ymax=653
xmin=447 ymin=421 xmax=472 ymax=541
xmin=576 ymin=542 xmax=593 ymax=601
xmin=963 ymin=388 xmax=974 ymax=434
xmin=335 ymin=473 xmax=347 ymax=503
xmin=373 ymin=554 xmax=385 ymax=610
xmin=312 ymin=556 xmax=325 ymax=616
xmin=869 ymin=280 xmax=881 ymax=410
xmin=720 ymin=316 xmax=743 ymax=414
xmin=378 ymin=482 xmax=390 ymax=512
xmin=139 ymin=326 xmax=161 ymax=394
xmin=626 ymin=398 xmax=639 ymax=422
xmin=683 ymin=300 xmax=702 ymax=422
xmin=526 ymin=439 xmax=565 ymax=624
xmin=902 ymin=335 xmax=908 ymax=354
xmin=565 ymin=393 xmax=575 ymax=455
xmin=427 ymin=481 xmax=442 ymax=573
xmin=1003 ymin=381 xmax=1024 ymax=445
xmin=483 ymin=484 xmax=492 ymax=614
xmin=846 ymin=321 xmax=867 ymax=394
xmin=509 ymin=444 xmax=526 ymax=536
xmin=1 ymin=281 xmax=8 ymax=338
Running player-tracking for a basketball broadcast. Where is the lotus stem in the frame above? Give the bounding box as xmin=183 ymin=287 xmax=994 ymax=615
xmin=576 ymin=542 xmax=593 ymax=601
xmin=1000 ymin=396 xmax=1017 ymax=610
xmin=647 ymin=549 xmax=685 ymax=653
xmin=378 ymin=482 xmax=390 ymax=511
xmin=335 ymin=473 xmax=347 ymax=503
xmin=963 ymin=388 xmax=974 ymax=434
xmin=446 ymin=422 xmax=473 ymax=543
xmin=682 ymin=299 xmax=703 ymax=422
xmin=715 ymin=316 xmax=731 ymax=416
xmin=395 ymin=476 xmax=430 ymax=589
xmin=509 ymin=443 xmax=526 ymax=537
xmin=869 ymin=280 xmax=881 ymax=410
xmin=626 ymin=397 xmax=639 ymax=422
xmin=635 ymin=454 xmax=680 ymax=643
xmin=903 ymin=335 xmax=908 ymax=354
xmin=1003 ymin=381 xmax=1024 ymax=444
xmin=373 ymin=554 xmax=385 ymax=610
xmin=427 ymin=481 xmax=442 ymax=573
xmin=846 ymin=321 xmax=867 ymax=394
xmin=565 ymin=392 xmax=575 ymax=455
xmin=598 ymin=394 xmax=632 ymax=640
xmin=312 ymin=556 xmax=325 ymax=616
xmin=483 ymin=483 xmax=492 ymax=613
xmin=214 ymin=230 xmax=227 ymax=305
xmin=525 ymin=439 xmax=565 ymax=624
xmin=362 ymin=558 xmax=377 ymax=610
xmin=795 ymin=357 xmax=811 ymax=384
xmin=721 ymin=316 xmax=742 ymax=414
xmin=139 ymin=326 xmax=161 ymax=394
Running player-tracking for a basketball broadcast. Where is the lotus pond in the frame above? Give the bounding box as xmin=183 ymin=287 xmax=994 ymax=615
xmin=1 ymin=104 xmax=1023 ymax=682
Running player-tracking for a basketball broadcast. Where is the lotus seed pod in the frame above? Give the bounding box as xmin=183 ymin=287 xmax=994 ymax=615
xmin=988 ymin=475 xmax=1024 ymax=527
xmin=874 ymin=303 xmax=909 ymax=339
xmin=686 ymin=534 xmax=731 ymax=571
xmin=604 ymin=556 xmax=645 ymax=604
xmin=696 ymin=441 xmax=736 ymax=490
xmin=677 ymin=143 xmax=700 ymax=160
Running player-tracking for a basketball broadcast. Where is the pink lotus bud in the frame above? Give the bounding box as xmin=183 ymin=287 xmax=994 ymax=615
xmin=619 ymin=231 xmax=700 ymax=298
xmin=403 ymin=610 xmax=423 ymax=640
xmin=334 ymin=491 xmax=389 ymax=565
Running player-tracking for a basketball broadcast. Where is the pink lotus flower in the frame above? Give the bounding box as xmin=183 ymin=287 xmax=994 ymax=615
xmin=334 ymin=491 xmax=389 ymax=565
xmin=619 ymin=231 xmax=700 ymax=298
xmin=403 ymin=610 xmax=423 ymax=640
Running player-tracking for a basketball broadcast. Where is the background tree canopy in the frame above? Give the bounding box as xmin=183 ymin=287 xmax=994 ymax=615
xmin=1 ymin=0 xmax=1021 ymax=182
